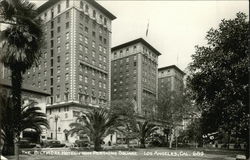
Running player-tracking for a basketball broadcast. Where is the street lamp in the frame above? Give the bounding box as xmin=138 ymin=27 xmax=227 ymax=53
xmin=55 ymin=115 xmax=60 ymax=140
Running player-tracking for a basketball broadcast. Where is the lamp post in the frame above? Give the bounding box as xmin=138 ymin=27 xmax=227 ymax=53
xmin=55 ymin=115 xmax=60 ymax=140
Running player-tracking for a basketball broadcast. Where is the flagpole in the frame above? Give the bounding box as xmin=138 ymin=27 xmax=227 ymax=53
xmin=145 ymin=19 xmax=149 ymax=38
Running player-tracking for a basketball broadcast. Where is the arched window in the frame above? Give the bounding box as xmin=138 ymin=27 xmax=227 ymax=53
xmin=80 ymin=1 xmax=83 ymax=9
xmin=85 ymin=4 xmax=89 ymax=12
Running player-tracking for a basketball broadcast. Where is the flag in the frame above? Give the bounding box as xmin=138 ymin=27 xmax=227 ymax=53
xmin=146 ymin=21 xmax=149 ymax=37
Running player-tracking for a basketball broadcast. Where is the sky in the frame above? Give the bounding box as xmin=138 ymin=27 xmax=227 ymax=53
xmin=33 ymin=0 xmax=249 ymax=71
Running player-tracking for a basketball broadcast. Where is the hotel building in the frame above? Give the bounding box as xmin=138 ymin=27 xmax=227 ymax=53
xmin=0 ymin=0 xmax=116 ymax=143
xmin=158 ymin=65 xmax=185 ymax=93
xmin=111 ymin=38 xmax=161 ymax=117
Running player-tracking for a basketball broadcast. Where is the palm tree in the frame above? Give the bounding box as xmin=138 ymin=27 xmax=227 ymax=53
xmin=0 ymin=95 xmax=49 ymax=155
xmin=69 ymin=108 xmax=123 ymax=151
xmin=0 ymin=0 xmax=44 ymax=157
xmin=136 ymin=121 xmax=158 ymax=148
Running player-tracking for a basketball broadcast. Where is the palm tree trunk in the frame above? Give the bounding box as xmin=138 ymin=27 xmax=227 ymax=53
xmin=11 ymin=68 xmax=23 ymax=160
xmin=2 ymin=130 xmax=14 ymax=155
xmin=140 ymin=138 xmax=145 ymax=148
xmin=126 ymin=137 xmax=130 ymax=148
xmin=94 ymin=139 xmax=101 ymax=151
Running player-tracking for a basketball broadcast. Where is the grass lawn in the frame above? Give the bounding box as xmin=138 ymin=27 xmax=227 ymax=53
xmin=5 ymin=147 xmax=244 ymax=160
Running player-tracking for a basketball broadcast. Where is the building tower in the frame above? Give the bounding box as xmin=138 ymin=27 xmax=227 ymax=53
xmin=0 ymin=0 xmax=116 ymax=143
xmin=158 ymin=65 xmax=185 ymax=92
xmin=111 ymin=38 xmax=161 ymax=117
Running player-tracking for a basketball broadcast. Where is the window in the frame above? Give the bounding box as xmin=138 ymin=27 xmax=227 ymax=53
xmin=134 ymin=55 xmax=137 ymax=60
xmin=80 ymin=13 xmax=84 ymax=20
xmin=66 ymin=12 xmax=69 ymax=18
xmin=126 ymin=57 xmax=129 ymax=62
xmin=79 ymin=23 xmax=83 ymax=30
xmin=84 ymin=47 xmax=88 ymax=54
xmin=104 ymin=18 xmax=107 ymax=25
xmin=66 ymin=0 xmax=69 ymax=8
xmin=99 ymin=45 xmax=102 ymax=52
xmin=85 ymin=4 xmax=89 ymax=13
xmin=57 ymin=56 xmax=60 ymax=63
xmin=92 ymin=31 xmax=96 ymax=37
xmin=99 ymin=15 xmax=103 ymax=22
xmin=99 ymin=55 xmax=102 ymax=61
xmin=84 ymin=27 xmax=88 ymax=33
xmin=92 ymin=41 xmax=95 ymax=48
xmin=93 ymin=10 xmax=96 ymax=18
xmin=92 ymin=60 xmax=95 ymax=65
xmin=57 ymin=4 xmax=61 ymax=13
xmin=57 ymin=16 xmax=60 ymax=23
xmin=103 ymin=83 xmax=106 ymax=89
xmin=80 ymin=1 xmax=83 ymax=9
xmin=99 ymin=36 xmax=102 ymax=41
xmin=104 ymin=38 xmax=107 ymax=44
xmin=66 ymin=52 xmax=69 ymax=60
xmin=103 ymin=57 xmax=106 ymax=63
xmin=92 ymin=79 xmax=95 ymax=85
xmin=84 ymin=37 xmax=88 ymax=44
xmin=66 ymin=22 xmax=69 ymax=29
xmin=66 ymin=42 xmax=69 ymax=50
xmin=57 ymin=76 xmax=60 ymax=82
xmin=57 ymin=66 xmax=60 ymax=73
xmin=50 ymin=59 xmax=54 ymax=67
xmin=85 ymin=76 xmax=88 ymax=83
xmin=79 ymin=34 xmax=83 ymax=41
xmin=57 ymin=37 xmax=60 ymax=44
xmin=65 ymin=73 xmax=69 ymax=81
xmin=92 ymin=50 xmax=95 ymax=57
xmin=51 ymin=21 xmax=54 ymax=29
xmin=57 ymin=46 xmax=61 ymax=53
xmin=51 ymin=31 xmax=54 ymax=38
xmin=57 ymin=26 xmax=61 ymax=33
xmin=79 ymin=44 xmax=83 ymax=51
xmin=79 ymin=75 xmax=83 ymax=81
xmin=44 ymin=62 xmax=47 ymax=68
xmin=66 ymin=32 xmax=69 ymax=40
xmin=103 ymin=48 xmax=106 ymax=54
xmin=99 ymin=82 xmax=102 ymax=88
xmin=51 ymin=8 xmax=54 ymax=19
xmin=44 ymin=12 xmax=47 ymax=20
xmin=50 ymin=40 xmax=54 ymax=48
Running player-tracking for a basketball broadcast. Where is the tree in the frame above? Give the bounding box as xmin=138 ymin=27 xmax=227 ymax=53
xmin=136 ymin=121 xmax=158 ymax=148
xmin=185 ymin=118 xmax=202 ymax=148
xmin=157 ymin=85 xmax=192 ymax=148
xmin=110 ymin=100 xmax=137 ymax=147
xmin=69 ymin=108 xmax=123 ymax=151
xmin=0 ymin=0 xmax=44 ymax=157
xmin=187 ymin=12 xmax=249 ymax=156
xmin=0 ymin=95 xmax=49 ymax=155
xmin=142 ymin=96 xmax=157 ymax=121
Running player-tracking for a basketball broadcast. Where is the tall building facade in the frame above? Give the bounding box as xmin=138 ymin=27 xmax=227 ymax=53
xmin=158 ymin=65 xmax=186 ymax=131
xmin=0 ymin=0 xmax=116 ymax=143
xmin=111 ymin=38 xmax=161 ymax=117
xmin=158 ymin=65 xmax=185 ymax=93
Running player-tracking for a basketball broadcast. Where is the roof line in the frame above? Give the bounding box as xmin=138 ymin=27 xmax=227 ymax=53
xmin=158 ymin=65 xmax=185 ymax=75
xmin=111 ymin=38 xmax=161 ymax=56
xmin=37 ymin=0 xmax=116 ymax=20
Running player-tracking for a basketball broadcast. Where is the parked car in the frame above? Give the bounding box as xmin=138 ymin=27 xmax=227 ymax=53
xmin=19 ymin=139 xmax=36 ymax=148
xmin=42 ymin=140 xmax=65 ymax=148
xmin=74 ymin=140 xmax=90 ymax=147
